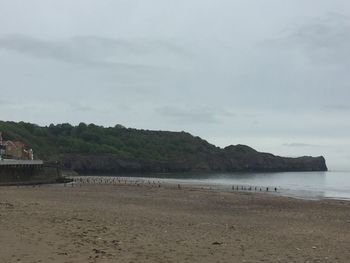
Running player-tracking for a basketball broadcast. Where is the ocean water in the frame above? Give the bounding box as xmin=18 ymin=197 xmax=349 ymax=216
xmin=114 ymin=171 xmax=350 ymax=201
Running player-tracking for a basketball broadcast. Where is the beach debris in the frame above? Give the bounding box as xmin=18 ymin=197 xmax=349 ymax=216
xmin=92 ymin=248 xmax=106 ymax=255
xmin=212 ymin=241 xmax=223 ymax=245
xmin=228 ymin=225 xmax=236 ymax=230
xmin=0 ymin=202 xmax=14 ymax=209
xmin=111 ymin=240 xmax=121 ymax=246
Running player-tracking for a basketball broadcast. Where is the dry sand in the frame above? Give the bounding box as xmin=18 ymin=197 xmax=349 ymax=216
xmin=1 ymin=183 xmax=350 ymax=263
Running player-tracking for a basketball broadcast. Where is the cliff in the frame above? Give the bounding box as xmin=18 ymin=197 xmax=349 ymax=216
xmin=0 ymin=121 xmax=327 ymax=174
xmin=60 ymin=151 xmax=327 ymax=174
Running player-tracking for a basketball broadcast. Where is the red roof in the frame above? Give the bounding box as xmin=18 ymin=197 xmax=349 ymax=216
xmin=5 ymin=141 xmax=26 ymax=148
xmin=13 ymin=141 xmax=26 ymax=148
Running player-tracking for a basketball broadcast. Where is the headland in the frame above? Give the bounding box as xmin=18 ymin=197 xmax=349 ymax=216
xmin=0 ymin=121 xmax=327 ymax=176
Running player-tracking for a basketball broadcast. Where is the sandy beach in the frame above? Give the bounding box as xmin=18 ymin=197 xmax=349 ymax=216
xmin=1 ymin=183 xmax=350 ymax=263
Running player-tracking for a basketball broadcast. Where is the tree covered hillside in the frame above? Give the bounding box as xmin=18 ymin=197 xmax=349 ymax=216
xmin=0 ymin=121 xmax=219 ymax=162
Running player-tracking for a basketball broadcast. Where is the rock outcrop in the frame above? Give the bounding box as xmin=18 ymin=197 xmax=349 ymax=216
xmin=60 ymin=146 xmax=327 ymax=174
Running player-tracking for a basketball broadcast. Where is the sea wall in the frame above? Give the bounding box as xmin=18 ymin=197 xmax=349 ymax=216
xmin=0 ymin=165 xmax=61 ymax=185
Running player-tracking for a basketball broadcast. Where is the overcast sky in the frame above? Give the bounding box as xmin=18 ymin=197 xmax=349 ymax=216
xmin=0 ymin=0 xmax=349 ymax=170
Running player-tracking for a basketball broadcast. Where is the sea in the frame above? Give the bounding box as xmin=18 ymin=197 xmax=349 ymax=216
xmin=104 ymin=170 xmax=350 ymax=201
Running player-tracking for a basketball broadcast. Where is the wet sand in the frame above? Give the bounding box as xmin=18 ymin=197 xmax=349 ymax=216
xmin=1 ymin=183 xmax=350 ymax=263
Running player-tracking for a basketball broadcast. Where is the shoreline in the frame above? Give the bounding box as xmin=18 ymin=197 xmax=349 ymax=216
xmin=68 ymin=175 xmax=350 ymax=202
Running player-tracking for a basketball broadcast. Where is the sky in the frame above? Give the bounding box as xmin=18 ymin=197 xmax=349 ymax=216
xmin=0 ymin=0 xmax=349 ymax=170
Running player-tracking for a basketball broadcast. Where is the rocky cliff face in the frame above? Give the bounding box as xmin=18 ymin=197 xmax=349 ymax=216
xmin=214 ymin=145 xmax=328 ymax=172
xmin=60 ymin=145 xmax=327 ymax=174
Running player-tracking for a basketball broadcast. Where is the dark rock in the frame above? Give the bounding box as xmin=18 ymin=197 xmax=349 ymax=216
xmin=60 ymin=145 xmax=327 ymax=175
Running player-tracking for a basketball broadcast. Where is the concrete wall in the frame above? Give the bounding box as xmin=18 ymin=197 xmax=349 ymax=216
xmin=0 ymin=165 xmax=61 ymax=185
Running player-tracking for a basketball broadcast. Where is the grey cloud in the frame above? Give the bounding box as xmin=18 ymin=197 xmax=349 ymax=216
xmin=283 ymin=143 xmax=322 ymax=148
xmin=156 ymin=106 xmax=235 ymax=124
xmin=290 ymin=13 xmax=350 ymax=45
xmin=0 ymin=34 xmax=192 ymax=69
xmin=264 ymin=13 xmax=350 ymax=65
xmin=68 ymin=101 xmax=132 ymax=114
xmin=0 ymin=34 xmax=130 ymax=68
xmin=322 ymin=104 xmax=350 ymax=112
xmin=0 ymin=99 xmax=11 ymax=106
xmin=0 ymin=101 xmax=26 ymax=110
xmin=69 ymin=103 xmax=94 ymax=112
xmin=70 ymin=36 xmax=194 ymax=58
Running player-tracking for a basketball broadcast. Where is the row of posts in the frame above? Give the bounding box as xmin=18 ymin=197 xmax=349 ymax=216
xmin=66 ymin=177 xmax=278 ymax=193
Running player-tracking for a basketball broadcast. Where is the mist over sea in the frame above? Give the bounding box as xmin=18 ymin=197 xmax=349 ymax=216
xmin=94 ymin=171 xmax=350 ymax=201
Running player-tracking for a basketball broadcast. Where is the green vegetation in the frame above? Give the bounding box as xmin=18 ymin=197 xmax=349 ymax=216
xmin=0 ymin=121 xmax=219 ymax=162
